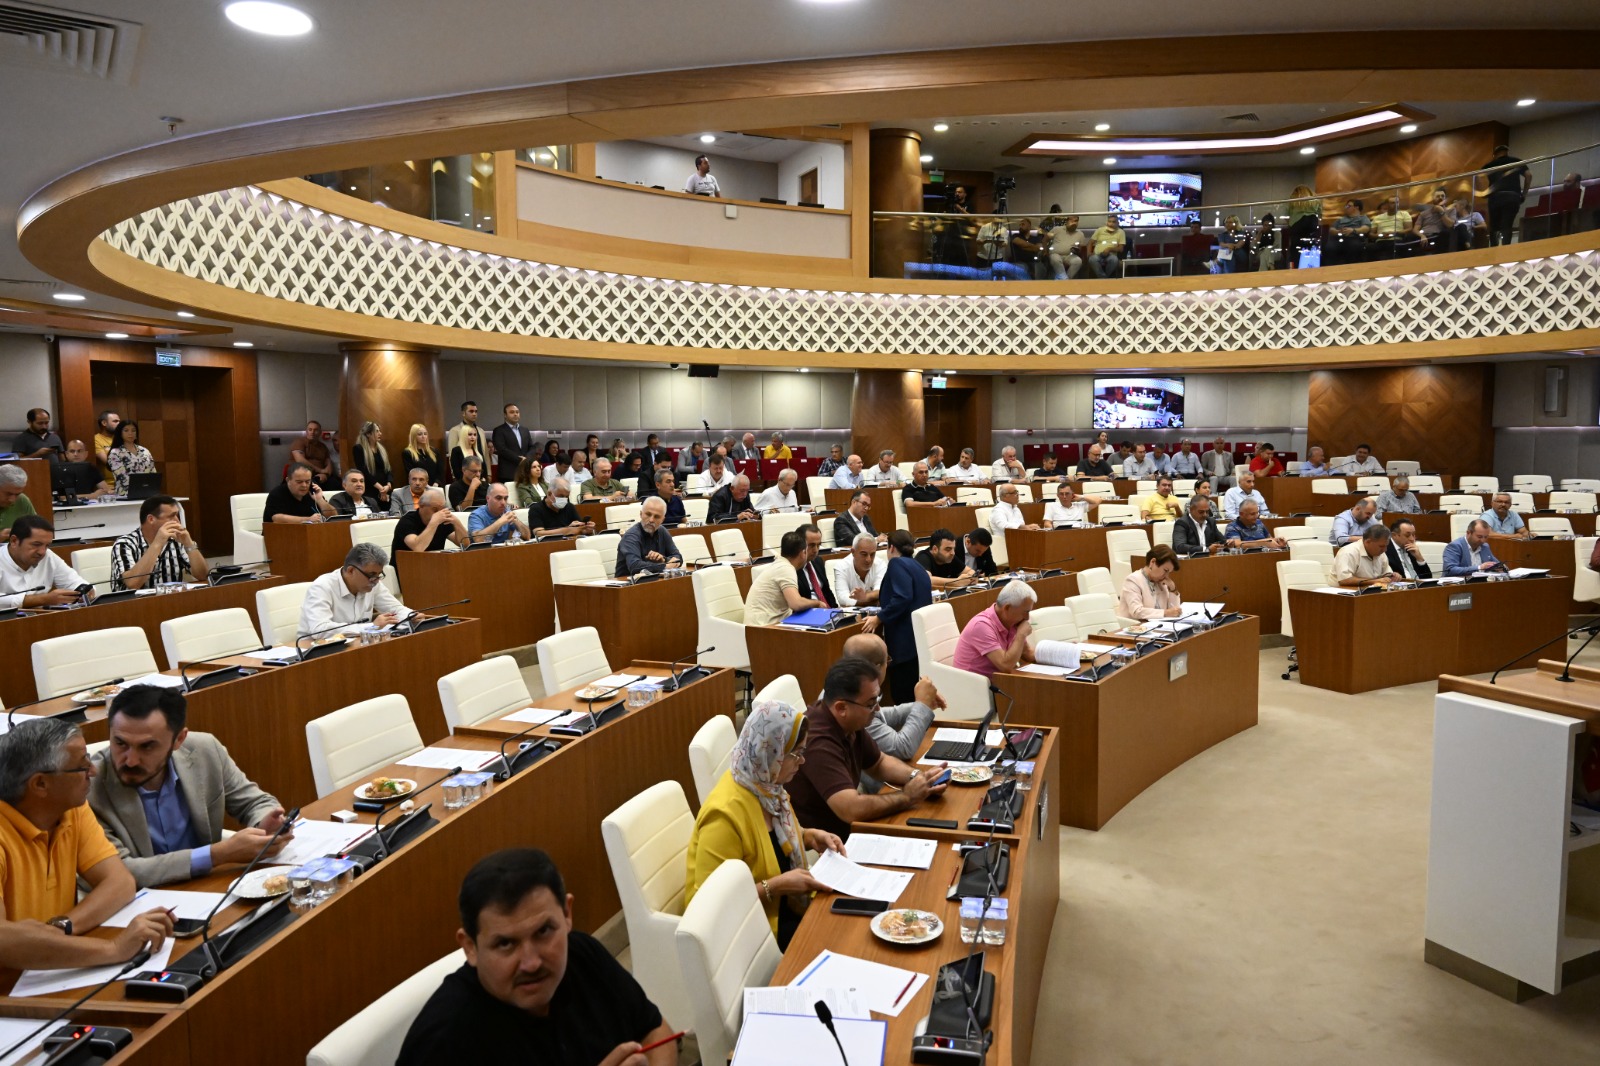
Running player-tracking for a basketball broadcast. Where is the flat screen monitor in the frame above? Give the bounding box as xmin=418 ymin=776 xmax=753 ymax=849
xmin=1092 ymin=377 xmax=1185 ymax=429
xmin=1109 ymin=172 xmax=1202 ymax=227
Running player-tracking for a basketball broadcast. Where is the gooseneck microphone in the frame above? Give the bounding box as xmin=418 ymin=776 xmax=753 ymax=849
xmin=495 ymin=722 xmax=559 ymax=782
xmin=293 ymin=619 xmax=364 ymax=661
xmin=663 ymin=646 xmax=715 ymax=691
xmin=6 ymin=678 xmax=125 ymax=730
xmin=1489 ymin=620 xmax=1600 ymax=685
xmin=399 ymin=599 xmax=470 ymax=635
xmin=191 ymin=809 xmax=301 ymax=978
xmin=368 ymin=766 xmax=460 ymax=861
xmin=0 ymin=948 xmax=151 ymax=1064
xmin=814 ymin=1001 xmax=849 ymax=1066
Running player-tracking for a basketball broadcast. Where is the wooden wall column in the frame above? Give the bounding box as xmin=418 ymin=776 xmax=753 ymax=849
xmin=850 ymin=370 xmax=924 ymax=468
xmin=337 ymin=342 xmax=443 ymax=469
xmin=869 ymin=128 xmax=924 ymax=280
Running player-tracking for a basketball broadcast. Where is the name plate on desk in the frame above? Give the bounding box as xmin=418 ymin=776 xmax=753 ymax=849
xmin=1448 ymin=592 xmax=1473 ymax=612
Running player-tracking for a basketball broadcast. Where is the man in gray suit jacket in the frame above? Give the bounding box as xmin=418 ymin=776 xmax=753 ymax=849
xmin=88 ymin=685 xmax=289 ymax=888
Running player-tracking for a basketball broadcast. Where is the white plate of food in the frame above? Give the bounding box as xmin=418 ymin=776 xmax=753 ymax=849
xmin=870 ymin=908 xmax=943 ymax=946
xmin=574 ymin=683 xmax=627 ymax=701
xmin=353 ymin=777 xmax=416 ymax=801
xmin=69 ymin=684 xmax=123 ymax=705
xmin=949 ymin=765 xmax=994 ymax=786
xmin=229 ymin=867 xmax=292 ymax=899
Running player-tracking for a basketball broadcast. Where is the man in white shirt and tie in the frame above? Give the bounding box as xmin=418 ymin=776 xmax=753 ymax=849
xmin=989 ymin=484 xmax=1040 ymax=535
xmin=298 ymin=543 xmax=411 ymax=637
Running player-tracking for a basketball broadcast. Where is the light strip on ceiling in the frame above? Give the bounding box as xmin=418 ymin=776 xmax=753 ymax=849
xmin=1023 ymin=110 xmax=1405 ymax=155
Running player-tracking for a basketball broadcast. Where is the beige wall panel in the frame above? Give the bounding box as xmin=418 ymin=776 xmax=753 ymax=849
xmin=727 ymin=373 xmax=764 ymax=431
xmin=603 ymin=367 xmax=643 ymax=430
xmin=536 ymin=364 xmax=577 ymax=428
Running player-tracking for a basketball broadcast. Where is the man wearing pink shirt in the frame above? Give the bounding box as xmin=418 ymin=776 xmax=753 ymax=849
xmin=952 ymin=580 xmax=1037 ymax=677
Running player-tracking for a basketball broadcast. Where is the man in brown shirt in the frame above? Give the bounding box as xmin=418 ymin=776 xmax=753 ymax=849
xmin=786 ymin=657 xmax=947 ymax=840
xmin=290 ymin=419 xmax=338 ymax=489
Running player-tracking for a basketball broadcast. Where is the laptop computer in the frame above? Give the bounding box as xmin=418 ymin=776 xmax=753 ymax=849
xmin=125 ymin=472 xmax=163 ymax=499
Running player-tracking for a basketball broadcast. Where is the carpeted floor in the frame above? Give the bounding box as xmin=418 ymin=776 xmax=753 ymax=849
xmin=1033 ymin=641 xmax=1600 ymax=1066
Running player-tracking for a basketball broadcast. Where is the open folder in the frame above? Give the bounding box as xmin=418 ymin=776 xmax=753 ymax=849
xmin=733 ymin=1012 xmax=887 ymax=1066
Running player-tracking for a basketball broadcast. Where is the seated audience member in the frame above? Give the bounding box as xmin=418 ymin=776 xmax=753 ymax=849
xmin=397 ymin=848 xmax=675 ymax=1066
xmin=1 ymin=515 xmax=88 ymax=609
xmin=839 ymin=634 xmax=943 ymax=770
xmin=961 ymin=527 xmax=998 ymax=578
xmin=945 ymin=448 xmax=984 ymax=481
xmin=1008 ymin=219 xmax=1045 ymax=278
xmin=402 ymin=424 xmax=444 ymax=488
xmin=1089 ymin=214 xmax=1126 ymax=278
xmin=1192 ymin=480 xmax=1221 ymax=521
xmin=755 ymin=469 xmax=802 ymax=512
xmin=924 ymin=446 xmax=948 ymax=479
xmin=833 ymin=490 xmax=881 ymax=547
xmin=1340 ymin=444 xmax=1383 ymax=474
xmin=1367 ymin=196 xmax=1419 ymax=257
xmin=1048 ymin=216 xmax=1093 ymax=279
xmin=829 ymin=454 xmax=865 ymax=490
xmin=1386 ymin=518 xmax=1432 ymax=580
xmin=264 ymin=462 xmax=336 ymax=524
xmin=1076 ymin=444 xmax=1116 ymax=480
xmin=689 ymin=454 xmax=735 ymax=493
xmin=1173 ymin=494 xmax=1227 ymax=555
xmin=991 ymin=447 xmax=1026 ymax=480
xmin=1123 ymin=444 xmax=1158 ymax=480
xmin=1201 ymin=437 xmax=1235 ymax=491
xmin=1179 ymin=219 xmax=1214 ymax=274
xmin=683 ymin=700 xmax=840 ymax=952
xmin=1248 ymin=443 xmax=1285 ymax=478
xmin=511 ymin=459 xmax=547 ymax=510
xmin=1141 ymin=476 xmax=1184 ymax=522
xmin=641 ymin=455 xmax=675 ymax=499
xmin=1119 ymin=544 xmax=1184 ymax=620
xmin=1330 ymin=499 xmax=1377 ymax=545
xmin=1045 ymin=483 xmax=1104 ymax=527
xmin=785 ymin=657 xmax=949 ymax=841
xmin=1374 ymin=474 xmax=1422 ymax=518
xmin=392 ymin=488 xmax=468 ymax=554
xmin=1115 ymin=441 xmax=1134 ymax=469
xmin=1443 ymin=519 xmax=1503 ymax=577
xmin=836 ymin=533 xmax=888 ymax=605
xmin=634 ymin=433 xmax=671 ymax=469
xmin=794 ymin=524 xmax=837 ymax=610
xmin=1334 ymin=525 xmax=1399 ymax=588
xmin=675 ymin=442 xmax=705 ymax=478
xmin=540 ymin=451 xmax=573 ymax=488
xmin=616 ymin=497 xmax=681 ymax=578
xmin=745 ymin=531 xmax=825 ymax=626
xmin=89 ymin=685 xmax=288 ymax=888
xmin=902 ymin=461 xmax=950 ymax=505
xmin=914 ymin=528 xmax=977 ymax=590
xmin=863 ymin=450 xmax=903 ymax=487
xmin=989 ymin=483 xmax=1039 ymax=534
xmin=1323 ymin=199 xmax=1372 ymax=266
xmin=0 ymin=465 xmax=38 ymax=541
xmin=1222 ymin=471 xmax=1267 ymax=520
xmin=709 ymin=475 xmax=759 ymax=524
xmin=1449 ymin=194 xmax=1488 ymax=251
xmin=298 ymin=543 xmax=410 ymax=637
xmin=952 ymin=579 xmax=1037 ymax=678
xmin=648 ymin=471 xmax=686 ymax=524
xmin=448 ymin=456 xmax=490 ymax=511
xmin=732 ymin=432 xmax=761 ymax=461
xmin=110 ymin=495 xmax=209 ymax=591
xmin=1225 ymin=500 xmax=1285 ymax=549
xmin=876 ymin=531 xmax=934 ymax=702
xmin=579 ymin=458 xmax=630 ymax=500
xmin=566 ymin=450 xmax=593 ymax=490
xmin=53 ymin=440 xmax=112 ymax=499
xmin=468 ymin=483 xmax=531 ymax=545
xmin=762 ymin=433 xmax=792 ymax=461
xmin=817 ymin=444 xmax=846 ymax=478
xmin=0 ymin=719 xmax=173 ymax=972
xmin=1149 ymin=443 xmax=1175 ymax=476
xmin=390 ymin=467 xmax=433 ymax=516
xmin=527 ymin=478 xmax=592 ymax=536
xmin=289 ymin=419 xmax=337 ymax=489
xmin=1169 ymin=439 xmax=1204 ymax=480
xmin=329 ymin=469 xmax=381 ymax=517
xmin=1481 ymin=493 xmax=1529 ymax=538
xmin=1412 ymin=188 xmax=1453 ymax=253
xmin=1032 ymin=452 xmax=1063 ymax=481
xmin=1300 ymin=446 xmax=1329 ymax=476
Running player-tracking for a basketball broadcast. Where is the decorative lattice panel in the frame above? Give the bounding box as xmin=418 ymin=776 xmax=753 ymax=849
xmin=101 ymin=186 xmax=1600 ymax=356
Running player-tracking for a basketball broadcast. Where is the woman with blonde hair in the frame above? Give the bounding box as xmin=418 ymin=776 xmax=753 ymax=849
xmin=450 ymin=426 xmax=486 ymax=482
xmin=1286 ymin=184 xmax=1323 ymax=267
xmin=402 ymin=423 xmax=443 ymax=486
xmin=351 ymin=421 xmax=393 ymax=506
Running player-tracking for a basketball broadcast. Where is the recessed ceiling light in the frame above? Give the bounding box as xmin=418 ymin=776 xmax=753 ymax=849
xmin=932 ymin=123 xmax=949 ymax=133
xmin=1102 ymin=157 xmax=1117 ymax=165
xmin=1094 ymin=123 xmax=1111 ymax=132
xmin=348 ymin=186 xmax=357 ymax=192
xmin=52 ymin=292 xmax=86 ymax=302
xmin=919 ymin=154 xmax=934 ymax=163
xmin=224 ymin=2 xmax=315 ymax=37
xmin=946 ymin=370 xmax=958 ymax=376
xmin=1517 ymin=98 xmax=1536 ymax=107
xmin=1023 ymin=108 xmax=1406 ymax=156
xmin=1399 ymin=124 xmax=1418 ymax=134
xmin=1299 ymin=146 xmax=1316 ymax=155
xmin=175 ymin=310 xmax=195 ymax=318
xmin=798 ymin=367 xmax=810 ymax=373
xmin=699 ymin=134 xmax=716 ymax=144
xmin=232 ymin=341 xmax=254 ymax=348
xmin=104 ymin=332 xmax=128 ymax=340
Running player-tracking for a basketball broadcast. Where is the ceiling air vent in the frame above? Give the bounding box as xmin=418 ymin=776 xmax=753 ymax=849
xmin=0 ymin=2 xmax=141 ymax=83
xmin=1221 ymin=112 xmax=1262 ymax=124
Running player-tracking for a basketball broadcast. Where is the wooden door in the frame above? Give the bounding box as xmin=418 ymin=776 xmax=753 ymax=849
xmin=91 ymin=363 xmax=202 ymax=538
xmin=924 ymin=389 xmax=974 ymax=458
xmin=799 ymin=167 xmax=818 ymax=205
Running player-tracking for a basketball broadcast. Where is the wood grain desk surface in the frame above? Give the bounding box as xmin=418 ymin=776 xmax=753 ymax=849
xmin=262 ymin=520 xmax=359 ymax=584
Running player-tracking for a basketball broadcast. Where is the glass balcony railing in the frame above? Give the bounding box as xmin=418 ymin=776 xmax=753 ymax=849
xmin=873 ymin=142 xmax=1600 ymax=281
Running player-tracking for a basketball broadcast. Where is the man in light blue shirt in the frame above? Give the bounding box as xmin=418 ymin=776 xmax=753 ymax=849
xmin=1222 ymin=470 xmax=1268 ymax=520
xmin=467 ymin=483 xmax=531 ymax=545
xmin=829 ymin=453 xmax=864 ymax=489
xmin=1443 ymin=520 xmax=1503 ymax=576
xmin=1123 ymin=444 xmax=1158 ymax=480
xmin=1330 ymin=499 xmax=1377 ymax=545
xmin=1148 ymin=444 xmax=1175 ymax=476
xmin=1168 ymin=440 xmax=1204 ymax=480
xmin=1299 ymin=446 xmax=1329 ymax=476
xmin=1480 ymin=493 xmax=1529 ymax=538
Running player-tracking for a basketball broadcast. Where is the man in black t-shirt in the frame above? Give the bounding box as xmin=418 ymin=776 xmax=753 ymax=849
xmin=1480 ymin=143 xmax=1530 ymax=247
xmin=52 ymin=440 xmax=112 ymax=499
xmin=392 ymin=488 xmax=467 ymax=555
xmin=1076 ymin=444 xmax=1115 ymax=479
xmin=527 ymin=478 xmax=593 ymax=536
xmin=914 ymin=527 xmax=976 ymax=589
xmin=399 ymin=849 xmax=675 ymax=1066
xmin=263 ymin=462 xmax=336 ymax=524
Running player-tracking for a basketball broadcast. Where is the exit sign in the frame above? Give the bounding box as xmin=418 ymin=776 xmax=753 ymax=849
xmin=155 ymin=348 xmax=182 ymax=367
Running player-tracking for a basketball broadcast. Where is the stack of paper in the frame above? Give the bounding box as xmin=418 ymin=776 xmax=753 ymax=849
xmin=246 ymin=645 xmax=298 ymax=660
xmin=789 ymin=949 xmax=928 ymax=1016
xmin=123 ymin=672 xmax=186 ymax=690
xmin=502 ymin=707 xmax=566 ymax=725
xmin=10 ymin=940 xmax=176 ymax=998
xmin=732 ymin=1012 xmax=886 ymax=1065
xmin=808 ymin=851 xmax=912 ymax=903
xmin=843 ymin=834 xmax=937 ymax=870
xmin=742 ymin=985 xmax=867 ymax=1021
xmin=262 ymin=819 xmax=378 ymax=866
xmin=102 ymin=888 xmax=228 ymax=926
xmin=397 ymin=746 xmax=500 ymax=771
xmin=1508 ymin=567 xmax=1550 ymax=578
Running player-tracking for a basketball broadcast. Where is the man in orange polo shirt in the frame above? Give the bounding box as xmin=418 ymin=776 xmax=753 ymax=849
xmin=0 ymin=719 xmax=172 ymax=970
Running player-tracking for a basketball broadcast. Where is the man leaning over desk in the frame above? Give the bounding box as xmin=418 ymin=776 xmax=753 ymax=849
xmin=299 ymin=542 xmax=411 ymax=637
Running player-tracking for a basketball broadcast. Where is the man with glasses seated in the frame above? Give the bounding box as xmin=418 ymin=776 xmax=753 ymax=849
xmin=297 ymin=542 xmax=410 ymax=637
xmin=1224 ymin=500 xmax=1286 ymax=549
xmin=0 ymin=719 xmax=174 ymax=971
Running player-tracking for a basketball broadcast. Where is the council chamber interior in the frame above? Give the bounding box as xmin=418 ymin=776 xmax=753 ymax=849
xmin=2 ymin=6 xmax=1600 ymax=1065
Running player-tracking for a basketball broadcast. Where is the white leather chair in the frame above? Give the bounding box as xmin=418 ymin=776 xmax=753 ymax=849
xmin=1417 ymin=540 xmax=1447 ymax=576
xmin=306 ymin=949 xmax=466 ymax=1066
xmin=1355 ymin=476 xmax=1391 ymax=494
xmin=1026 ymin=604 xmax=1079 ymax=645
xmin=32 ymin=628 xmax=158 ymax=699
xmin=1438 ymin=494 xmax=1483 ymax=513
xmin=1304 ymin=515 xmax=1335 ymax=541
xmin=1449 ymin=513 xmax=1475 ymax=540
xmin=305 ymin=695 xmax=424 ymax=798
xmin=350 ymin=518 xmax=401 ymax=596
xmin=159 ymin=608 xmax=262 ymax=670
xmin=754 ymin=673 xmax=804 ymax=709
xmin=1288 ymin=540 xmax=1335 ymax=583
xmin=256 ymin=581 xmax=311 ymax=646
xmin=675 ymin=859 xmax=782 ymax=1066
xmin=1512 ymin=474 xmax=1553 ymax=494
xmin=1506 ymin=491 xmax=1536 ymax=513
xmin=1458 ymin=476 xmax=1499 ymax=494
xmin=688 ymin=715 xmax=738 ymax=806
xmin=1134 ymin=480 xmax=1158 ymax=496
xmin=1384 ymin=460 xmax=1421 ymax=476
xmin=956 ymin=486 xmax=993 ymax=506
xmin=230 ymin=493 xmax=269 ymax=566
xmin=437 ymin=655 xmax=531 ymax=733
xmin=1079 ymin=482 xmax=1116 ymax=497
xmin=674 ymin=533 xmax=711 ymax=566
xmin=1096 ymin=503 xmax=1139 ymax=524
xmin=605 ymin=502 xmax=642 ymax=531
xmin=1575 ymin=538 xmax=1600 ymax=604
xmin=682 ymin=497 xmax=711 ymax=523
xmin=1075 ymin=566 xmax=1115 ymax=599
xmin=1066 ymin=593 xmax=1120 ymax=636
xmin=1528 ymin=516 xmax=1574 ymax=537
xmin=912 ymin=602 xmax=959 ymax=669
xmin=1548 ymin=491 xmax=1598 ymax=513
xmin=601 ymin=781 xmax=695 ymax=1029
xmin=1105 ymin=527 xmax=1152 ymax=585
xmin=535 ymin=626 xmax=612 ymax=695
xmin=692 ymin=566 xmax=750 ymax=672
xmin=584 ymin=532 xmax=621 ymax=577
xmin=1561 ymin=479 xmax=1600 ymax=493
xmin=1172 ymin=479 xmax=1198 ymax=496
xmin=805 ymin=476 xmax=831 ymax=507
xmin=1276 ymin=560 xmax=1327 ymax=640
xmin=897 ymin=461 xmax=917 ymax=479
xmin=816 ymin=516 xmax=837 ymax=547
xmin=761 ymin=512 xmax=810 ymax=554
xmin=1151 ymin=521 xmax=1174 ymax=548
xmin=1311 ymin=478 xmax=1348 ymax=495
xmin=1275 ymin=525 xmax=1316 ymax=541
xmin=69 ymin=547 xmax=113 ymax=588
xmin=551 ymin=548 xmax=606 ymax=586
xmin=893 ymin=488 xmax=909 ymax=531
xmin=1409 ymin=475 xmax=1445 ymax=494
xmin=906 ymin=603 xmax=988 ymax=719
xmin=711 ymin=528 xmax=750 ymax=561
xmin=1011 ymin=485 xmax=1034 ymax=504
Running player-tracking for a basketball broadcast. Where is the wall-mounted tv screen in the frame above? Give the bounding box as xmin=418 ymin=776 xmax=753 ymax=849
xmin=1093 ymin=377 xmax=1185 ymax=429
xmin=1108 ymin=172 xmax=1202 ymax=227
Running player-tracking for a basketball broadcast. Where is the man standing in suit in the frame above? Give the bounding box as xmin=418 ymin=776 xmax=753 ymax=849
xmin=878 ymin=530 xmax=934 ymax=703
xmin=833 ymin=490 xmax=881 ymax=548
xmin=89 ymin=685 xmax=290 ymax=888
xmin=633 ymin=433 xmax=670 ymax=470
xmin=1443 ymin=519 xmax=1503 ymax=577
xmin=794 ymin=523 xmax=837 ymax=609
xmin=1385 ymin=518 xmax=1433 ymax=581
xmin=490 ymin=404 xmax=535 ymax=483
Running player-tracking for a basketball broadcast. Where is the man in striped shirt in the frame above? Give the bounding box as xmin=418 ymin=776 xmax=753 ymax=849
xmin=109 ymin=496 xmax=208 ymax=591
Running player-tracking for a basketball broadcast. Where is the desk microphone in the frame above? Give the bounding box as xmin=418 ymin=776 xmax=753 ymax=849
xmin=551 ymin=675 xmax=640 ymax=736
xmin=398 ymin=599 xmax=470 ymax=635
xmin=188 ymin=809 xmax=301 ymax=978
xmin=495 ymin=723 xmax=560 ymax=782
xmin=815 ymin=1001 xmax=849 ymax=1066
xmin=6 ymin=678 xmax=125 ymax=730
xmin=1203 ymin=586 xmax=1230 ymax=625
xmin=208 ymin=559 xmax=272 ymax=586
xmin=293 ymin=620 xmax=366 ymax=661
xmin=1489 ymin=620 xmax=1600 ymax=684
xmin=0 ymin=948 xmax=150 ymax=1065
xmin=662 ymin=647 xmax=715 ymax=691
xmin=365 ymin=766 xmax=459 ymax=862
xmin=179 ymin=650 xmax=265 ymax=692
xmin=1030 ymin=556 xmax=1074 ymax=578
